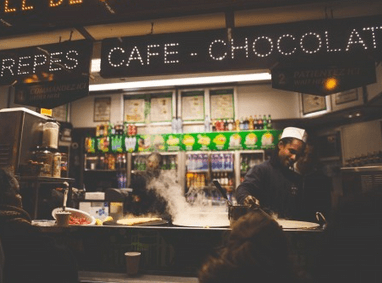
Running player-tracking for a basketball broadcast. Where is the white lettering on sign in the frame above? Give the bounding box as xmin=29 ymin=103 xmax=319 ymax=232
xmin=345 ymin=29 xmax=368 ymax=51
xmin=147 ymin=44 xmax=160 ymax=65
xmin=49 ymin=51 xmax=63 ymax=71
xmin=252 ymin=36 xmax=273 ymax=57
xmin=300 ymin=32 xmax=322 ymax=54
xmin=230 ymin=38 xmax=248 ymax=59
xmin=127 ymin=46 xmax=144 ymax=66
xmin=104 ymin=25 xmax=382 ymax=69
xmin=107 ymin=43 xmax=180 ymax=67
xmin=1 ymin=58 xmax=15 ymax=76
xmin=0 ymin=49 xmax=81 ymax=77
xmin=277 ymin=34 xmax=296 ymax=56
xmin=164 ymin=43 xmax=179 ymax=64
xmin=209 ymin=40 xmax=227 ymax=61
xmin=33 ymin=54 xmax=48 ymax=73
xmin=17 ymin=56 xmax=31 ymax=75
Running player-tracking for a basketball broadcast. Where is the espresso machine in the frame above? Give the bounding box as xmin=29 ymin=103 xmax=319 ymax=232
xmin=0 ymin=107 xmax=50 ymax=175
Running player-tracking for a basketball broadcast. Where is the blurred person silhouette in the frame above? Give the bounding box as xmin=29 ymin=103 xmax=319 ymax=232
xmin=129 ymin=152 xmax=169 ymax=219
xmin=198 ymin=209 xmax=303 ymax=283
xmin=293 ymin=139 xmax=332 ymax=222
xmin=0 ymin=167 xmax=78 ymax=283
xmin=315 ymin=189 xmax=382 ymax=283
xmin=236 ymin=127 xmax=307 ymax=219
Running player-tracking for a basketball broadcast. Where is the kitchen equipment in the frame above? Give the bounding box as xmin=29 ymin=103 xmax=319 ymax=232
xmin=42 ymin=119 xmax=60 ymax=149
xmin=0 ymin=108 xmax=49 ymax=175
xmin=276 ymin=219 xmax=320 ymax=230
xmin=35 ymin=147 xmax=54 ymax=177
xmin=104 ymin=218 xmax=168 ymax=226
xmin=213 ymin=179 xmax=251 ymax=224
xmin=171 ymin=213 xmax=230 ymax=227
xmin=62 ymin=184 xmax=69 ymax=210
xmin=212 ymin=179 xmax=231 ymax=205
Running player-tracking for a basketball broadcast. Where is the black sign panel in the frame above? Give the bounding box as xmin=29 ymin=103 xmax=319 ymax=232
xmin=0 ymin=40 xmax=92 ymax=86
xmin=101 ymin=16 xmax=382 ymax=79
xmin=14 ymin=78 xmax=89 ymax=108
xmin=271 ymin=61 xmax=376 ymax=96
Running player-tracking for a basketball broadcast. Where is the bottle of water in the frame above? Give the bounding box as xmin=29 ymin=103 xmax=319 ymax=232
xmin=204 ymin=115 xmax=211 ymax=132
xmin=172 ymin=116 xmax=177 ymax=133
xmin=177 ymin=117 xmax=183 ymax=133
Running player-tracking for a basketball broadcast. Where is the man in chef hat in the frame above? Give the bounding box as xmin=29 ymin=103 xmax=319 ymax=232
xmin=236 ymin=127 xmax=307 ymax=219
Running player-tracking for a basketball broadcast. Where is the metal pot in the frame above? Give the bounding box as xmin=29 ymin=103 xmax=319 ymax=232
xmin=228 ymin=204 xmax=252 ymax=225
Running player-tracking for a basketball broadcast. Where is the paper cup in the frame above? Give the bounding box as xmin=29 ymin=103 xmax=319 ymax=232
xmin=125 ymin=252 xmax=141 ymax=276
xmin=55 ymin=211 xmax=71 ymax=227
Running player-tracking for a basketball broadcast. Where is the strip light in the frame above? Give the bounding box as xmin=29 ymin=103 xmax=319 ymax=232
xmin=89 ymin=72 xmax=271 ymax=91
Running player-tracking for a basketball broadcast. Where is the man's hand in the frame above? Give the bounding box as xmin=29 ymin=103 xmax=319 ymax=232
xmin=243 ymin=195 xmax=260 ymax=208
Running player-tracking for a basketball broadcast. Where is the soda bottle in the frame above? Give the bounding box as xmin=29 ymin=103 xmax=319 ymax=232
xmin=239 ymin=118 xmax=244 ymax=130
xmin=263 ymin=114 xmax=268 ymax=129
xmin=258 ymin=115 xmax=263 ymax=129
xmin=212 ymin=120 xmax=217 ymax=132
xmin=235 ymin=119 xmax=240 ymax=131
xmin=170 ymin=156 xmax=176 ymax=170
xmin=267 ymin=114 xmax=272 ymax=129
xmin=248 ymin=116 xmax=254 ymax=130
xmin=244 ymin=117 xmax=249 ymax=130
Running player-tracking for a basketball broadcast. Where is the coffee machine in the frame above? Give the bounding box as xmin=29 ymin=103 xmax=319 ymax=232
xmin=0 ymin=107 xmax=49 ymax=175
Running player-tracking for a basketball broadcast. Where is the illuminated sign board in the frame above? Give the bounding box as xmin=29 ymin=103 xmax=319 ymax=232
xmin=0 ymin=40 xmax=92 ymax=86
xmin=101 ymin=16 xmax=382 ymax=79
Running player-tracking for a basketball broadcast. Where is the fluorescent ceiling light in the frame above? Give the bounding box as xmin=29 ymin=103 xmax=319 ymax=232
xmin=91 ymin=58 xmax=101 ymax=73
xmin=89 ymin=72 xmax=271 ymax=91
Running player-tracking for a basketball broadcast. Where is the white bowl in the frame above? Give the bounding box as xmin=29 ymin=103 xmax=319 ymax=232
xmin=52 ymin=207 xmax=96 ymax=225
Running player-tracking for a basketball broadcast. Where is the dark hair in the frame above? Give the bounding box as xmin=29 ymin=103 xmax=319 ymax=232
xmin=0 ymin=167 xmax=21 ymax=207
xmin=199 ymin=210 xmax=298 ymax=283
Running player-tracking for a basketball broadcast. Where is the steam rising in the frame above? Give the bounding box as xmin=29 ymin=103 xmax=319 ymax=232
xmin=147 ymin=170 xmax=230 ymax=227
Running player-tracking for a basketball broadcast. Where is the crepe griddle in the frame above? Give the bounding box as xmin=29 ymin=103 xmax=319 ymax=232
xmin=103 ymin=219 xmax=168 ymax=226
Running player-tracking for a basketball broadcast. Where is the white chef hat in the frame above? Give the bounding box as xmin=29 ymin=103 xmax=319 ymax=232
xmin=280 ymin=127 xmax=307 ymax=143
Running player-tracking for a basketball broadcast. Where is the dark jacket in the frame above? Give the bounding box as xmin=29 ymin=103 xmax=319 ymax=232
xmin=298 ymin=167 xmax=332 ymax=222
xmin=129 ymin=170 xmax=169 ymax=219
xmin=236 ymin=156 xmax=303 ymax=219
xmin=0 ymin=205 xmax=78 ymax=283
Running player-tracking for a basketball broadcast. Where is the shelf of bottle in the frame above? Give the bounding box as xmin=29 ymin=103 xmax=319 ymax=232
xmin=84 ymin=169 xmax=127 ymax=172
xmin=131 ymin=169 xmax=177 ymax=174
xmin=211 ymin=169 xmax=234 ymax=173
xmin=186 ymin=169 xmax=209 ymax=173
xmin=187 ymin=185 xmax=234 ymax=190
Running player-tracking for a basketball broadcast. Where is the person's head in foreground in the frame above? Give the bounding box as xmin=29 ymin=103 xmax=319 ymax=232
xmin=198 ymin=209 xmax=298 ymax=283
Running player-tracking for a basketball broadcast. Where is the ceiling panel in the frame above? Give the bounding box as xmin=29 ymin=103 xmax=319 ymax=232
xmin=0 ymin=29 xmax=85 ymax=51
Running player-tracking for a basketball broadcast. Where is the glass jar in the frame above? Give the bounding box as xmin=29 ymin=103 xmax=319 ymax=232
xmin=35 ymin=148 xmax=53 ymax=177
xmin=52 ymin=152 xmax=62 ymax=178
xmin=42 ymin=119 xmax=60 ymax=149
